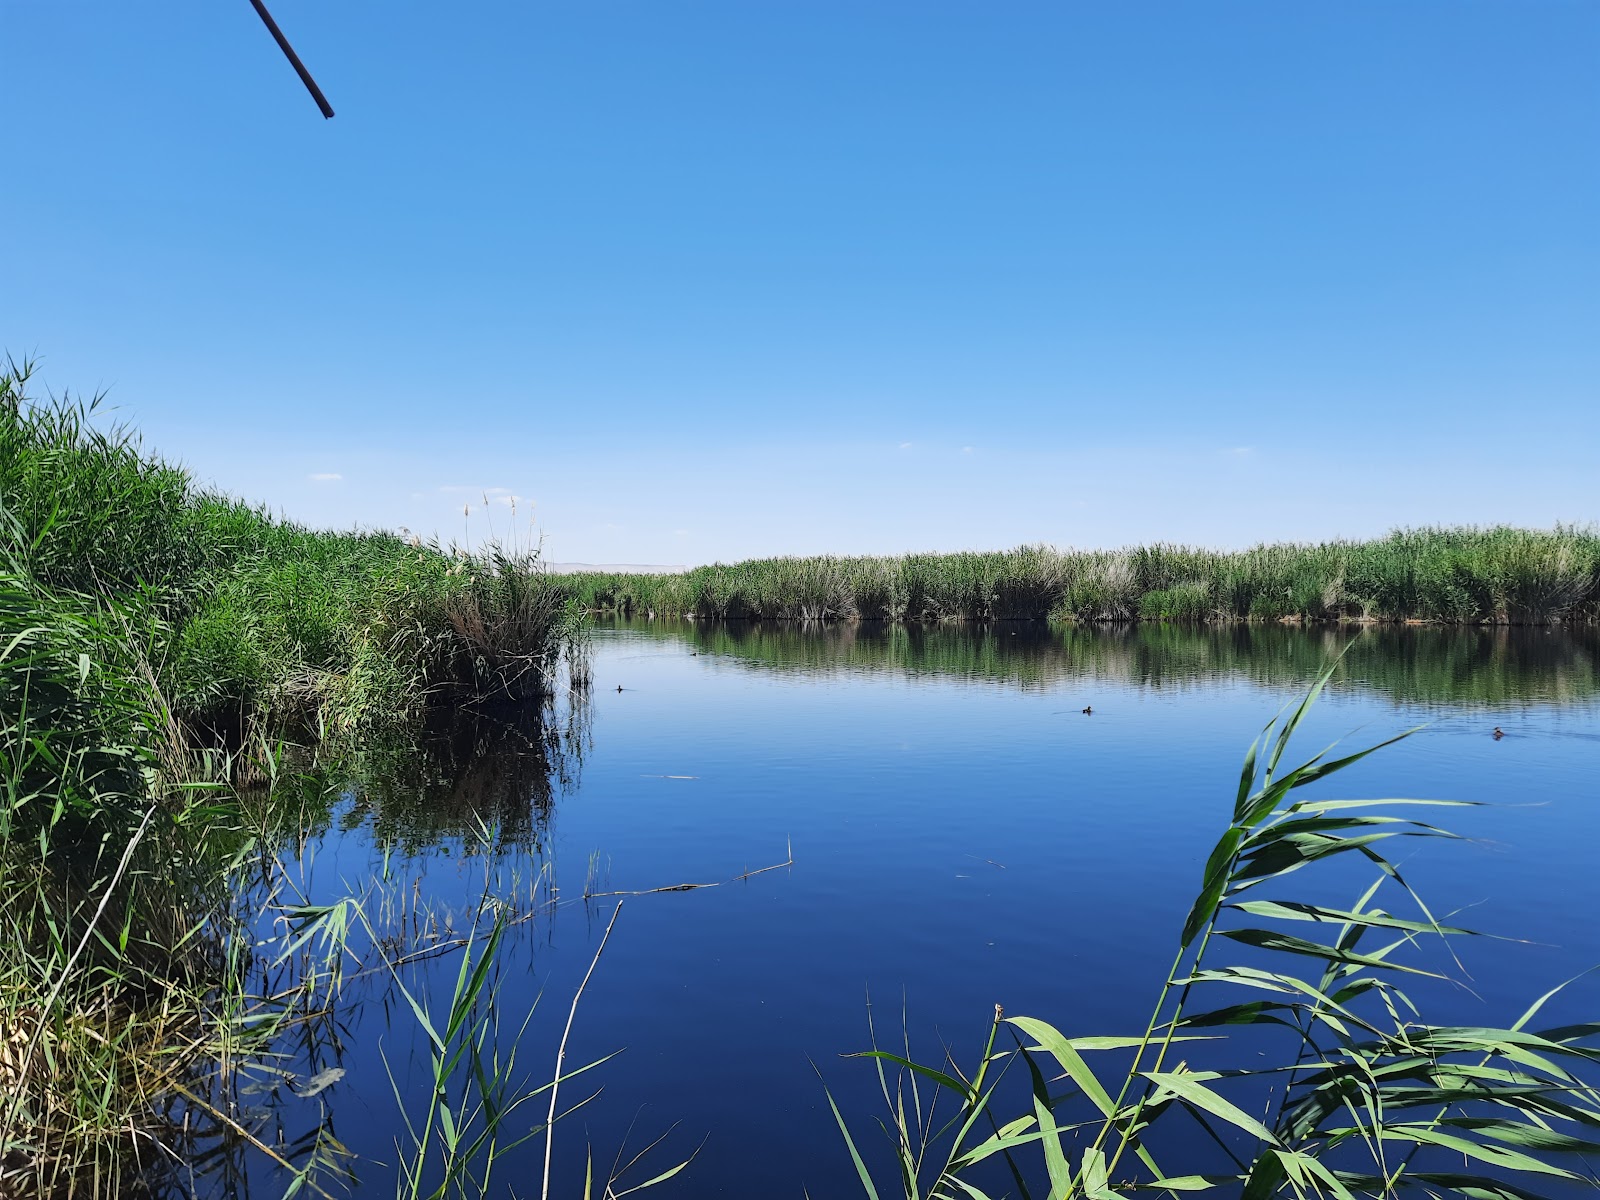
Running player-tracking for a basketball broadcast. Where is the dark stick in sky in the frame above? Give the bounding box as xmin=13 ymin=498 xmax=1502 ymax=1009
xmin=247 ymin=0 xmax=335 ymax=119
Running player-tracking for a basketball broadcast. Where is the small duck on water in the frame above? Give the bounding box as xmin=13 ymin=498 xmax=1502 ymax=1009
xmin=1493 ymin=726 xmax=1504 ymax=740
xmin=1082 ymin=706 xmax=1093 ymax=715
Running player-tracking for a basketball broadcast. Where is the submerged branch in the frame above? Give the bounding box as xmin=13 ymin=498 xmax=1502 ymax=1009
xmin=583 ymin=841 xmax=795 ymax=899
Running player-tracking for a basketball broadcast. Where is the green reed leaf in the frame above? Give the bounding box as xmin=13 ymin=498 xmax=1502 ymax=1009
xmin=823 ymin=1084 xmax=882 ymax=1200
xmin=1377 ymin=1126 xmax=1579 ymax=1178
xmin=1216 ymin=927 xmax=1446 ymax=977
xmin=848 ymin=1051 xmax=975 ymax=1101
xmin=1140 ymin=1070 xmax=1280 ymax=1146
xmin=1229 ymin=898 xmax=1475 ymax=937
xmin=1182 ymin=826 xmax=1245 ymax=948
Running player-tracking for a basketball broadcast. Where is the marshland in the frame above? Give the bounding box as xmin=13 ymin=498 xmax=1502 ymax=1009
xmin=6 ymin=362 xmax=1600 ymax=1199
xmin=556 ymin=532 xmax=1600 ymax=625
xmin=8 ymin=4 xmax=1600 ymax=1197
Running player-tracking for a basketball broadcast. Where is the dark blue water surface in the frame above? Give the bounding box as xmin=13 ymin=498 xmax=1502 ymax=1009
xmin=239 ymin=622 xmax=1600 ymax=1198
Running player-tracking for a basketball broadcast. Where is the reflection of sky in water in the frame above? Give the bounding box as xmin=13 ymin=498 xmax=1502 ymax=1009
xmin=228 ymin=624 xmax=1600 ymax=1199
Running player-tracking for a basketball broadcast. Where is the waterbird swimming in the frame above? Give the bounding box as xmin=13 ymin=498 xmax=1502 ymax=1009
xmin=1493 ymin=726 xmax=1504 ymax=740
xmin=1082 ymin=706 xmax=1093 ymax=715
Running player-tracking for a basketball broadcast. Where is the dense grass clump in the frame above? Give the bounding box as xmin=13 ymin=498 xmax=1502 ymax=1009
xmin=0 ymin=534 xmax=240 ymax=1193
xmin=560 ymin=530 xmax=1600 ymax=625
xmin=1 ymin=359 xmax=583 ymax=737
xmin=0 ymin=359 xmax=586 ymax=1195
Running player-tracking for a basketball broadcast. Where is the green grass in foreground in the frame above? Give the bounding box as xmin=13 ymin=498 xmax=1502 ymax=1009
xmin=0 ymin=358 xmax=593 ymax=1196
xmin=559 ymin=531 xmax=1600 ymax=624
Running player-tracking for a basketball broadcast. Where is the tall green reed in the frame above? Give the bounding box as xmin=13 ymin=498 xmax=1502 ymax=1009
xmin=0 ymin=357 xmax=600 ymax=1197
xmin=0 ymin=534 xmax=244 ymax=1194
xmin=264 ymin=851 xmax=687 ymax=1200
xmin=2 ymin=357 xmax=587 ymax=743
xmin=559 ymin=530 xmax=1600 ymax=626
xmin=828 ymin=663 xmax=1600 ymax=1198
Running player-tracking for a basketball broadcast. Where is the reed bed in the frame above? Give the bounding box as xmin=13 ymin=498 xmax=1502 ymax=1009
xmin=0 ymin=359 xmax=598 ymax=1197
xmin=561 ymin=530 xmax=1600 ymax=625
xmin=0 ymin=358 xmax=585 ymax=739
xmin=0 ymin=569 xmax=628 ymax=1198
xmin=0 ymin=540 xmax=238 ymax=1195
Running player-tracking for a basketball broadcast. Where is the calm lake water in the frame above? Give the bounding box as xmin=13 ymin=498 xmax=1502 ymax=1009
xmin=234 ymin=622 xmax=1600 ymax=1198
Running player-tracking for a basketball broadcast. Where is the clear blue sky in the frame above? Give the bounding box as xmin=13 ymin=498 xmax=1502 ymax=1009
xmin=5 ymin=2 xmax=1596 ymax=564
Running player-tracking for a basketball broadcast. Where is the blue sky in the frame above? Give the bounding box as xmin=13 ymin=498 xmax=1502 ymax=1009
xmin=5 ymin=2 xmax=1596 ymax=565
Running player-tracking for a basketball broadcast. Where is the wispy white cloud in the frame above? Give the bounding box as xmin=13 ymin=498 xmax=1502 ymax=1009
xmin=308 ymin=472 xmax=343 ymax=482
xmin=1223 ymin=446 xmax=1255 ymax=458
xmin=898 ymin=441 xmax=914 ymax=450
xmin=961 ymin=446 xmax=974 ymax=454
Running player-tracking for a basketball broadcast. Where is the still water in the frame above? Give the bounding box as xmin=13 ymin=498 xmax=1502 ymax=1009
xmin=241 ymin=622 xmax=1600 ymax=1197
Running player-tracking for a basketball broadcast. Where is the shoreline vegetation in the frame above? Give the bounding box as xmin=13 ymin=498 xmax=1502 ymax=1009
xmin=0 ymin=360 xmax=593 ymax=1196
xmin=2 ymin=360 xmax=586 ymax=744
xmin=558 ymin=530 xmax=1600 ymax=625
xmin=5 ymin=359 xmax=1598 ymax=1199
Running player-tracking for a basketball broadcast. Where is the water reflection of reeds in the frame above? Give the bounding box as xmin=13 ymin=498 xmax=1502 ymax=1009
xmin=333 ymin=697 xmax=591 ymax=855
xmin=610 ymin=619 xmax=1600 ymax=709
xmin=163 ymin=691 xmax=596 ymax=1200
